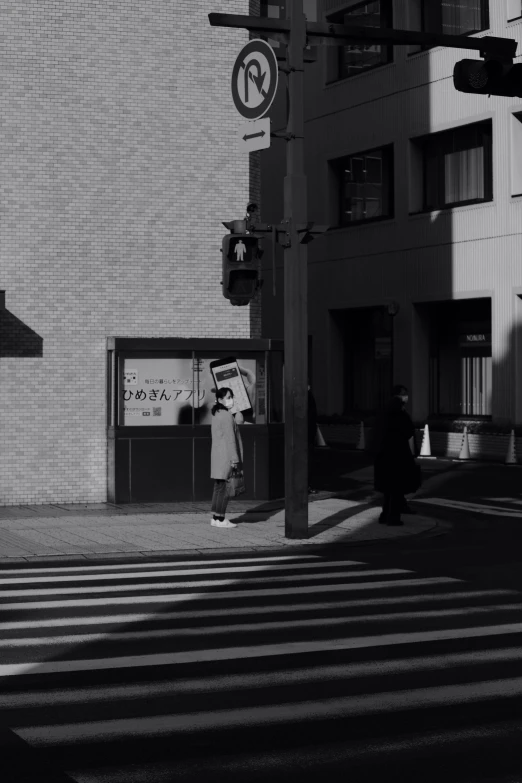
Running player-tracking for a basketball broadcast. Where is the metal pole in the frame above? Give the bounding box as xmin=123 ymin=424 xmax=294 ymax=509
xmin=284 ymin=0 xmax=308 ymax=539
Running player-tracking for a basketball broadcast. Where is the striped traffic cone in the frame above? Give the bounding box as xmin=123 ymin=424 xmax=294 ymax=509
xmin=316 ymin=425 xmax=328 ymax=448
xmin=418 ymin=424 xmax=436 ymax=459
xmin=457 ymin=425 xmax=472 ymax=460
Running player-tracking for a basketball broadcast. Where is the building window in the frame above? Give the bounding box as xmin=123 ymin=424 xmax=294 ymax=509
xmin=415 ymin=121 xmax=492 ymax=211
xmin=427 ymin=300 xmax=492 ymax=418
xmin=430 ymin=349 xmax=492 ymax=416
xmin=326 ymin=1 xmax=393 ymax=82
xmin=334 ymin=145 xmax=394 ymax=226
xmin=511 ymin=113 xmax=522 ymax=196
xmin=407 ymin=0 xmax=489 ymax=54
xmin=507 ymin=0 xmax=522 ymax=21
xmin=260 ymin=1 xmax=317 ymax=21
xmin=421 ymin=0 xmax=489 ymax=35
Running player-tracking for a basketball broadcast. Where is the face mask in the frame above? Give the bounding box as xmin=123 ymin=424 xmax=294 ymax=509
xmin=223 ymin=398 xmax=234 ymax=409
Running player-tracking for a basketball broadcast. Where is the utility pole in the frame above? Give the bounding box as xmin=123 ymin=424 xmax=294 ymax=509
xmin=282 ymin=1 xmax=308 ymax=538
xmin=208 ymin=3 xmax=517 ymax=540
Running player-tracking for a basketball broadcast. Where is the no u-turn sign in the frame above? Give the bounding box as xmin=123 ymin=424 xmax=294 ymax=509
xmin=231 ymin=39 xmax=279 ymax=121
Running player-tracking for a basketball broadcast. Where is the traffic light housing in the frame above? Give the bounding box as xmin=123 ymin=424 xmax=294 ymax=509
xmin=221 ymin=224 xmax=263 ymax=306
xmin=453 ymin=58 xmax=522 ymax=97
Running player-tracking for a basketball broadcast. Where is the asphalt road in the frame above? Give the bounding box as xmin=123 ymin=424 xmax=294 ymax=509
xmin=2 ymin=499 xmax=522 ymax=783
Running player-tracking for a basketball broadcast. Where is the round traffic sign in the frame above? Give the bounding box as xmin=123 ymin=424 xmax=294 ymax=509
xmin=231 ymin=39 xmax=279 ymax=121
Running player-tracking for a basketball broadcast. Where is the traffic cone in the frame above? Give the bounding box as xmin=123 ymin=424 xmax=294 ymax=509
xmin=418 ymin=424 xmax=436 ymax=459
xmin=457 ymin=425 xmax=472 ymax=460
xmin=316 ymin=425 xmax=328 ymax=448
xmin=505 ymin=429 xmax=518 ymax=465
xmin=356 ymin=421 xmax=365 ymax=450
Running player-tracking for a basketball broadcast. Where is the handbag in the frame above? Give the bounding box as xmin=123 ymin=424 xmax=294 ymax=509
xmin=226 ymin=466 xmax=246 ymax=498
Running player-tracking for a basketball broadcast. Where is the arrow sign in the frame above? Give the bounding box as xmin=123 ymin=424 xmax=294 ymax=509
xmin=238 ymin=117 xmax=271 ymax=153
xmin=243 ymin=129 xmax=266 ymax=141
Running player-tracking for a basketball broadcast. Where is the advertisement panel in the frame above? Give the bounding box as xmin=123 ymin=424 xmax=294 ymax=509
xmin=122 ymin=358 xmax=193 ymax=425
xmin=194 ymin=356 xmax=263 ymax=425
xmin=121 ymin=354 xmax=268 ymax=426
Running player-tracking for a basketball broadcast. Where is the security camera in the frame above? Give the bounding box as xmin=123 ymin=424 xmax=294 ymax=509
xmin=246 ymin=203 xmax=258 ymax=214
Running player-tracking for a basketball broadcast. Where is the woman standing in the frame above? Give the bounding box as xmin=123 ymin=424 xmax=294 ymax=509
xmin=210 ymin=387 xmax=244 ymax=528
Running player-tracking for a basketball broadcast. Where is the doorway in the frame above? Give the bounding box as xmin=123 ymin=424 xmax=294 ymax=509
xmin=330 ymin=306 xmax=393 ymax=415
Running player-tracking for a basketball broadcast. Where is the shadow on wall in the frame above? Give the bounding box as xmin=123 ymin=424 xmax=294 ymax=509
xmin=0 ymin=307 xmax=43 ymax=357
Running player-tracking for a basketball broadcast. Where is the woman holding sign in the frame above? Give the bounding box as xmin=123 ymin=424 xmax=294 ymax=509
xmin=210 ymin=387 xmax=244 ymax=528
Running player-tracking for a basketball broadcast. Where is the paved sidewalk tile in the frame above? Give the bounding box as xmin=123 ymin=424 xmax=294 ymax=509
xmin=9 ymin=529 xmax=73 ymax=556
xmin=0 ymin=493 xmax=440 ymax=561
xmin=88 ymin=526 xmax=168 ymax=549
xmin=129 ymin=526 xmax=205 ymax=550
xmin=51 ymin=528 xmax=140 ymax=553
xmin=43 ymin=527 xmax=126 ymax=547
xmin=17 ymin=528 xmax=122 ymax=556
xmin=0 ymin=530 xmax=41 ymax=557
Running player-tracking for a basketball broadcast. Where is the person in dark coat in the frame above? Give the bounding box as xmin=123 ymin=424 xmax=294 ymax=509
xmin=373 ymin=385 xmax=420 ymax=526
xmin=308 ymin=383 xmax=318 ymax=494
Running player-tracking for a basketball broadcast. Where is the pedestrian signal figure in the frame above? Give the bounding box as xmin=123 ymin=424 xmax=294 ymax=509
xmin=372 ymin=384 xmax=421 ymax=526
xmin=210 ymin=387 xmax=244 ymax=528
xmin=234 ymin=239 xmax=246 ymax=262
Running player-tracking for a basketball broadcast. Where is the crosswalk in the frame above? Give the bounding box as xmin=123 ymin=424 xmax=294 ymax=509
xmin=2 ymin=552 xmax=522 ymax=782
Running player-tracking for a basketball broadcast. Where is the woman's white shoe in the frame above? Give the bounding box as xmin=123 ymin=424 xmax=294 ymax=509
xmin=211 ymin=518 xmax=237 ymax=528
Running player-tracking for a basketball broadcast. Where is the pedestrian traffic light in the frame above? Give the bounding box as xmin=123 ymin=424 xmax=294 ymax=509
xmin=453 ymin=58 xmax=522 ymax=97
xmin=221 ymin=221 xmax=263 ymax=306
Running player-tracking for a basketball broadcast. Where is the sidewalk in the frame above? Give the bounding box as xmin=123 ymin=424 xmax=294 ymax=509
xmin=0 ymin=482 xmax=440 ymax=564
xmin=1 ymin=453 xmax=518 ymax=565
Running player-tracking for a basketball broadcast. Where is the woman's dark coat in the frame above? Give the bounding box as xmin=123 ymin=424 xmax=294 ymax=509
xmin=308 ymin=389 xmax=318 ymax=446
xmin=372 ymin=397 xmax=420 ymax=494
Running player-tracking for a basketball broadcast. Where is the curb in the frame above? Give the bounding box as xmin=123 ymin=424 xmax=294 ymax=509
xmin=0 ymin=518 xmax=442 ymax=568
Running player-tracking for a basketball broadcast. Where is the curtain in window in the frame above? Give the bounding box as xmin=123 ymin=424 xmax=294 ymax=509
xmin=441 ymin=0 xmax=482 ymax=35
xmin=461 ymin=355 xmax=491 ymax=415
xmin=444 ymin=146 xmax=484 ymax=204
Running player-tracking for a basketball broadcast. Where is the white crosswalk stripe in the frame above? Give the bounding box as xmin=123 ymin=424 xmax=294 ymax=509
xmin=2 ymin=552 xmax=522 ymax=782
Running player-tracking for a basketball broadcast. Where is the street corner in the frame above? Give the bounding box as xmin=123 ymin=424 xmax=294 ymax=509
xmin=267 ymin=499 xmax=440 ymax=546
xmin=408 ymin=458 xmax=522 ymax=525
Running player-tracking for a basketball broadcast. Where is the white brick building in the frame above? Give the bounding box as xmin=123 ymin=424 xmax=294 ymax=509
xmin=0 ymin=0 xmax=263 ymax=505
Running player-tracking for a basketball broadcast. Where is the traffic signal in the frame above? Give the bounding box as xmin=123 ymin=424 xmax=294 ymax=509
xmin=221 ymin=222 xmax=263 ymax=306
xmin=453 ymin=58 xmax=522 ymax=97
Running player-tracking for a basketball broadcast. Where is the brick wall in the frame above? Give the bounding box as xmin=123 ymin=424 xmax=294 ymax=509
xmin=0 ymin=0 xmax=260 ymax=505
